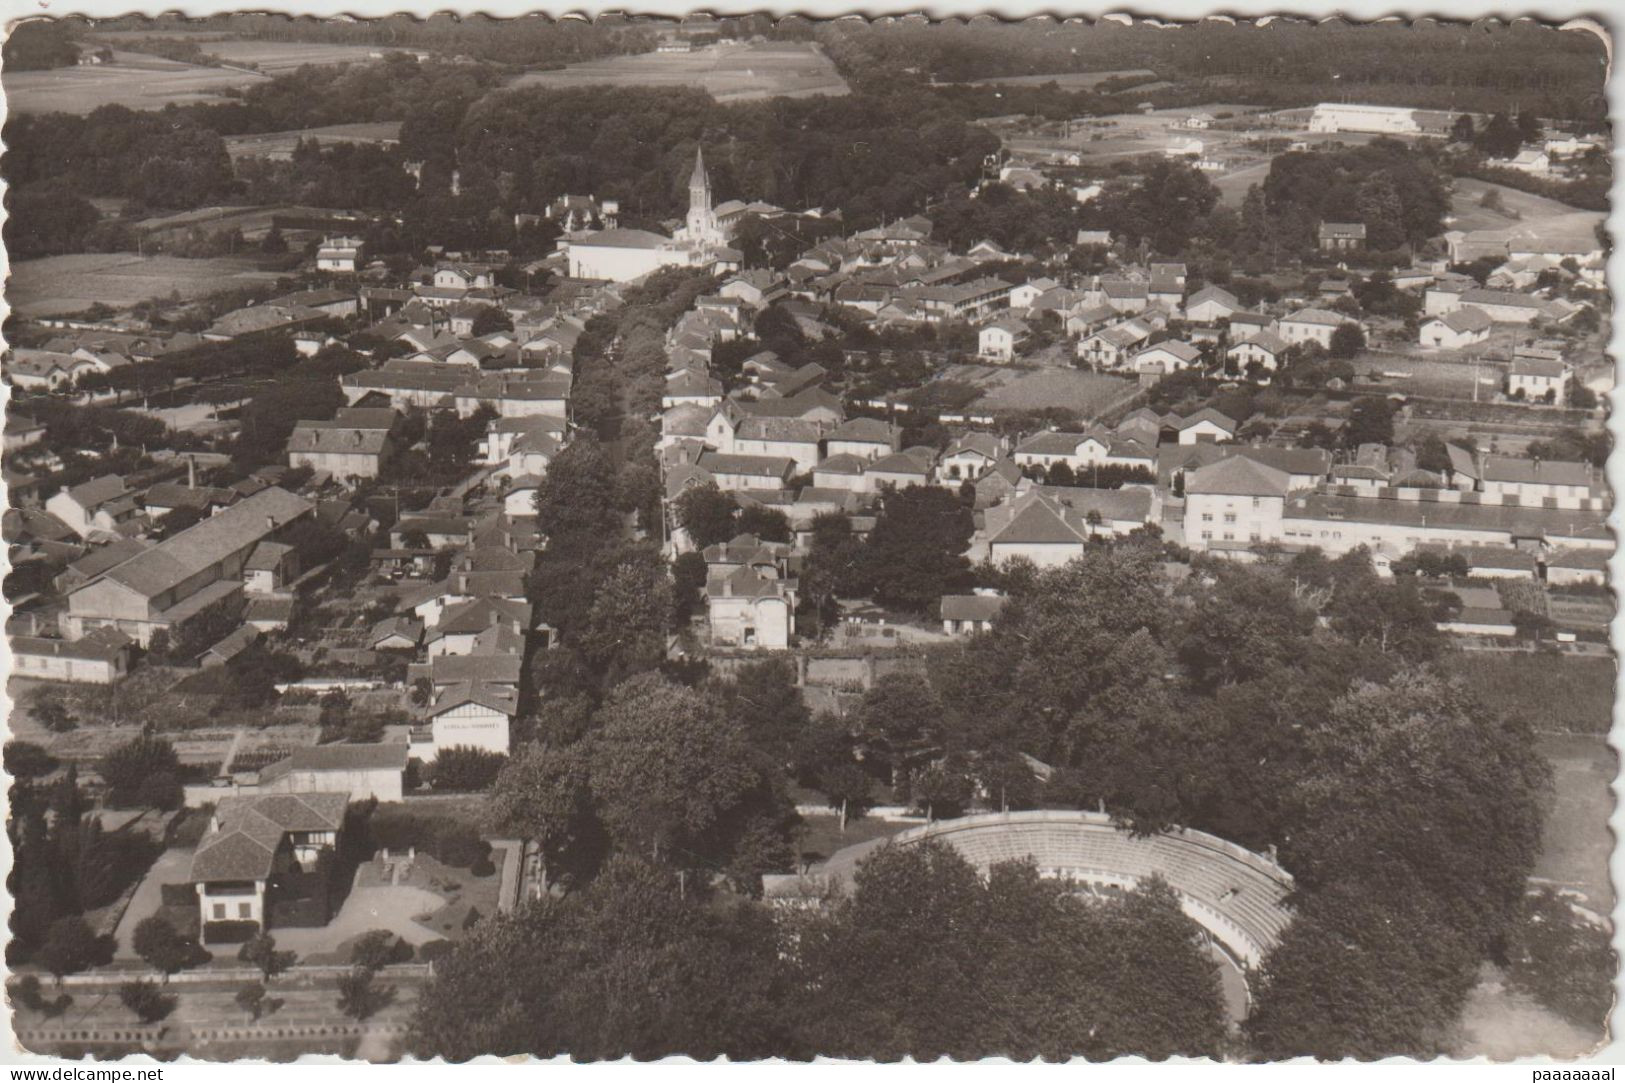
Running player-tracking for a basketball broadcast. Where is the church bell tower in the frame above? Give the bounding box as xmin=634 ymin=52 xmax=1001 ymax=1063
xmin=686 ymin=146 xmax=718 ymax=247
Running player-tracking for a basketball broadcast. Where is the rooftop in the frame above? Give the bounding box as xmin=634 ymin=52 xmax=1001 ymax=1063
xmin=91 ymin=488 xmax=313 ymax=601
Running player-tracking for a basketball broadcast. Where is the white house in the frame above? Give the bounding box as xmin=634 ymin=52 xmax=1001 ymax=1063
xmin=190 ymin=792 xmax=347 ymax=943
xmin=1506 ymin=148 xmax=1551 ymax=176
xmin=1132 ymin=340 xmax=1200 ymax=376
xmin=979 ymin=318 xmax=1030 ymax=362
xmin=317 ymin=237 xmax=363 ymax=273
xmin=8 ymin=628 xmax=133 ymax=685
xmin=46 ymin=475 xmax=139 ymax=540
xmin=418 ymin=682 xmax=516 ymax=760
xmin=1077 ymin=320 xmax=1153 ymax=369
xmin=1481 ymin=455 xmax=1591 ymax=504
xmin=1227 ymin=330 xmax=1287 ymax=373
xmin=1184 ymin=285 xmax=1240 ymax=325
xmin=707 ymin=565 xmax=795 ymax=649
xmin=1184 ymin=456 xmax=1292 ymax=551
xmin=824 ymin=417 xmax=900 ymax=461
xmin=1175 ymin=408 xmax=1238 ymax=445
xmin=1009 ymin=279 xmax=1059 ymax=310
xmin=1506 ymin=357 xmax=1568 ymax=404
xmin=1278 ymin=308 xmax=1349 ymax=350
xmin=1419 ymin=309 xmax=1492 ymax=349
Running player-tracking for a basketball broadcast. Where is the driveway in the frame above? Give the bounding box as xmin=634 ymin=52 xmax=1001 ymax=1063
xmin=114 ymin=847 xmax=195 ymax=959
xmin=269 ymin=884 xmax=445 ymax=959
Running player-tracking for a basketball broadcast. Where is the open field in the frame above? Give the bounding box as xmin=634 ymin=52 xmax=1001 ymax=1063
xmin=166 ymin=38 xmax=388 ymax=72
xmin=3 ymin=56 xmax=266 ymax=115
xmin=949 ymin=364 xmax=1136 ymax=418
xmin=5 ymin=39 xmax=386 ymax=115
xmin=7 ymin=253 xmax=282 ymax=318
xmin=508 ymin=41 xmax=848 ymax=102
xmin=225 ymin=121 xmax=402 ymax=160
xmin=1446 ymin=177 xmax=1605 ymax=241
xmin=1353 ymin=350 xmax=1505 ymax=400
xmin=956 ymin=68 xmax=1157 ymax=89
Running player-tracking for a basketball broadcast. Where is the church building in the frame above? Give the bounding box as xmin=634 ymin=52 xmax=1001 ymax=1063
xmin=558 ymin=148 xmax=743 ymax=283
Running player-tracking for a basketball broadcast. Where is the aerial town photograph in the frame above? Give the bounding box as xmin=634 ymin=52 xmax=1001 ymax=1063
xmin=0 ymin=10 xmax=1615 ymax=1066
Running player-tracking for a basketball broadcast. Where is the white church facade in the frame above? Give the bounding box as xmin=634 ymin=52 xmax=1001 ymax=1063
xmin=559 ymin=148 xmax=743 ymax=283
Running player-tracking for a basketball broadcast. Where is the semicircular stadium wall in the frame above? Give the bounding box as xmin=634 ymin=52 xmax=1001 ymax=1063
xmin=817 ymin=810 xmax=1295 ymax=969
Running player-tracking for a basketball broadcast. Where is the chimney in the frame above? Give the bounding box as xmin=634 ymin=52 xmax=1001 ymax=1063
xmin=266 ymin=517 xmax=276 ymax=533
xmin=187 ymin=456 xmax=196 ymax=490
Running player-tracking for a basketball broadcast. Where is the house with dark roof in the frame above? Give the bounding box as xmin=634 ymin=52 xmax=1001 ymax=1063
xmin=1227 ymin=330 xmax=1288 ymax=373
xmin=940 ymin=592 xmax=1007 ymax=635
xmin=707 ymin=564 xmax=796 ymax=650
xmin=1318 ymin=222 xmax=1367 ymax=252
xmin=1482 ymin=455 xmax=1592 ymax=505
xmin=63 ymin=487 xmax=314 ymax=647
xmin=1506 ymin=357 xmax=1569 ymax=405
xmin=55 ymin=537 xmax=152 ymax=594
xmin=190 ymin=792 xmax=349 ymax=943
xmin=1546 ymin=547 xmax=1608 ymax=587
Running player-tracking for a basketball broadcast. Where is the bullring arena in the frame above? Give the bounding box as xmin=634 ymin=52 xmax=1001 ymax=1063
xmin=770 ymin=810 xmax=1296 ymax=1016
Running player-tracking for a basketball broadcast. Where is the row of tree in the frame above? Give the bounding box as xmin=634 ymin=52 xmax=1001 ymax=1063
xmin=411 ymin=842 xmax=1229 ymax=1060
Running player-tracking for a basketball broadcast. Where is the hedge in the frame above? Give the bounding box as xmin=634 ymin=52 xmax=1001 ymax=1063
xmin=202 ymin=920 xmax=259 ymax=944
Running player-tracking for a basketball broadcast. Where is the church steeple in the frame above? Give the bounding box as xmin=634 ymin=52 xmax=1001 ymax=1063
xmin=686 ymin=145 xmax=717 ymax=246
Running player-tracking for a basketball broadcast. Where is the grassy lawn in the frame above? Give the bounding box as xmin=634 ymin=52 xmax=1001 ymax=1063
xmin=1441 ymin=651 xmax=1615 ymax=734
xmin=973 ymin=367 xmax=1137 ymax=419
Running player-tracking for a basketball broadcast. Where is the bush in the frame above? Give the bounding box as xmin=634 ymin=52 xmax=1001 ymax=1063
xmin=119 ymin=980 xmax=175 ymax=1024
xmin=133 ymin=915 xmax=208 ymax=976
xmin=432 ymin=823 xmax=490 ymax=870
xmin=336 ymin=966 xmax=394 ymax=1021
xmin=426 ymin=746 xmax=507 ymax=792
xmin=205 ymin=920 xmax=261 ymax=945
xmin=4 ymin=740 xmax=59 ymax=778
xmin=416 ymin=939 xmax=454 ymax=963
xmin=350 ymin=929 xmax=413 ymax=972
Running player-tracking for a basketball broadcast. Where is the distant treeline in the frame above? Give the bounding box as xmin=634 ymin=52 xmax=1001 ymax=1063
xmin=83 ymin=13 xmax=654 ymax=69
xmin=819 ymin=20 xmax=1608 ymax=123
xmin=445 ymin=84 xmax=999 ymax=229
xmin=3 ymin=20 xmax=81 ymax=70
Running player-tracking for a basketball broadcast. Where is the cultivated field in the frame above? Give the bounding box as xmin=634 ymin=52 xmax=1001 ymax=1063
xmin=3 ymin=54 xmax=266 ymax=115
xmin=224 ymin=121 xmax=403 ymax=160
xmin=7 ymin=253 xmax=282 ymax=318
xmin=508 ymin=41 xmax=849 ymax=102
xmin=168 ymin=38 xmax=388 ymax=72
xmin=950 ymin=364 xmax=1137 ymax=418
xmin=5 ymin=38 xmax=386 ymax=115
